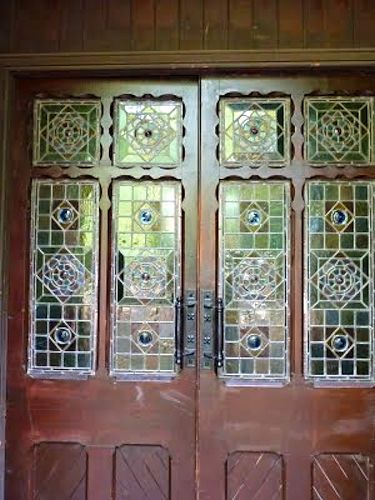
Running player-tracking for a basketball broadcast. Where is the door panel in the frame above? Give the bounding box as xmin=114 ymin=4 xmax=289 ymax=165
xmin=198 ymin=76 xmax=375 ymax=499
xmin=6 ymin=78 xmax=198 ymax=499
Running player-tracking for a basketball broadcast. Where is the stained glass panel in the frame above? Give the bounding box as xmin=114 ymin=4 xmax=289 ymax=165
xmin=219 ymin=98 xmax=290 ymax=167
xmin=305 ymin=181 xmax=374 ymax=382
xmin=304 ymin=97 xmax=373 ymax=165
xmin=29 ymin=180 xmax=99 ymax=377
xmin=33 ymin=99 xmax=101 ymax=166
xmin=111 ymin=181 xmax=181 ymax=376
xmin=219 ymin=181 xmax=290 ymax=381
xmin=114 ymin=99 xmax=183 ymax=167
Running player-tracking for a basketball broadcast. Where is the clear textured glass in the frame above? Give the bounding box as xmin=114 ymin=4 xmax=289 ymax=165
xmin=114 ymin=99 xmax=183 ymax=167
xmin=219 ymin=98 xmax=290 ymax=167
xmin=29 ymin=180 xmax=99 ymax=377
xmin=305 ymin=181 xmax=374 ymax=382
xmin=33 ymin=99 xmax=101 ymax=166
xmin=111 ymin=181 xmax=181 ymax=376
xmin=219 ymin=181 xmax=290 ymax=381
xmin=304 ymin=97 xmax=373 ymax=165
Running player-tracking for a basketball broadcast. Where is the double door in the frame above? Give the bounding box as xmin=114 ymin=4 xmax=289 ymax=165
xmin=5 ymin=75 xmax=374 ymax=499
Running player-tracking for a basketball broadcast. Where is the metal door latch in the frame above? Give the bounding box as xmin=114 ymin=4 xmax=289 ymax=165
xmin=174 ymin=291 xmax=196 ymax=368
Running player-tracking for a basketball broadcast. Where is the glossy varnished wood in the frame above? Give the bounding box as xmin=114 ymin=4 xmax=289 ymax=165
xmin=198 ymin=75 xmax=375 ymax=499
xmin=5 ymin=78 xmax=198 ymax=499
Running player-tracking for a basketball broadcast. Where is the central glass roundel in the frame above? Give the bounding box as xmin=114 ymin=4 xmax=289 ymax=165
xmin=247 ymin=333 xmax=262 ymax=350
xmin=247 ymin=210 xmax=261 ymax=226
xmin=139 ymin=209 xmax=153 ymax=225
xmin=332 ymin=334 xmax=349 ymax=352
xmin=55 ymin=327 xmax=72 ymax=345
xmin=57 ymin=207 xmax=74 ymax=224
xmin=331 ymin=209 xmax=348 ymax=226
xmin=138 ymin=330 xmax=153 ymax=346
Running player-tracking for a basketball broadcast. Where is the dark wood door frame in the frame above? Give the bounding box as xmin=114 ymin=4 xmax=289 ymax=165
xmin=1 ymin=49 xmax=375 ymax=499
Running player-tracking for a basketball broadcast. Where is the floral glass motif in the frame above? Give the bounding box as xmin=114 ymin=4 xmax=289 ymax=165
xmin=114 ymin=99 xmax=183 ymax=167
xmin=219 ymin=182 xmax=290 ymax=381
xmin=219 ymin=98 xmax=290 ymax=167
xmin=304 ymin=97 xmax=374 ymax=165
xmin=305 ymin=181 xmax=374 ymax=382
xmin=111 ymin=181 xmax=181 ymax=376
xmin=33 ymin=99 xmax=101 ymax=166
xmin=29 ymin=180 xmax=99 ymax=377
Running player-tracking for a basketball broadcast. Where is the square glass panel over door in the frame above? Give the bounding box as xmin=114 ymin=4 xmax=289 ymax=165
xmin=29 ymin=180 xmax=99 ymax=377
xmin=111 ymin=181 xmax=182 ymax=377
xmin=305 ymin=181 xmax=374 ymax=383
xmin=219 ymin=98 xmax=290 ymax=167
xmin=33 ymin=99 xmax=101 ymax=166
xmin=218 ymin=181 xmax=290 ymax=382
xmin=304 ymin=97 xmax=374 ymax=165
xmin=113 ymin=99 xmax=183 ymax=167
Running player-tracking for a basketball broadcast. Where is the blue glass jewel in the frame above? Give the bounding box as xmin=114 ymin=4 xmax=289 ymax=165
xmin=247 ymin=334 xmax=262 ymax=350
xmin=57 ymin=207 xmax=73 ymax=224
xmin=332 ymin=334 xmax=348 ymax=352
xmin=139 ymin=210 xmax=153 ymax=225
xmin=247 ymin=210 xmax=261 ymax=226
xmin=138 ymin=330 xmax=153 ymax=346
xmin=55 ymin=327 xmax=72 ymax=345
xmin=331 ymin=209 xmax=348 ymax=226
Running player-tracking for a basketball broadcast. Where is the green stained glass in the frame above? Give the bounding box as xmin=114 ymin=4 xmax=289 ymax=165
xmin=219 ymin=181 xmax=290 ymax=381
xmin=304 ymin=97 xmax=374 ymax=165
xmin=29 ymin=180 xmax=99 ymax=377
xmin=114 ymin=99 xmax=183 ymax=167
xmin=33 ymin=99 xmax=101 ymax=166
xmin=219 ymin=98 xmax=290 ymax=167
xmin=305 ymin=181 xmax=374 ymax=382
xmin=111 ymin=181 xmax=181 ymax=376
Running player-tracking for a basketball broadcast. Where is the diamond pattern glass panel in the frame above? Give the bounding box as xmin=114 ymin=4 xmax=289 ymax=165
xmin=33 ymin=99 xmax=101 ymax=166
xmin=111 ymin=181 xmax=181 ymax=376
xmin=29 ymin=180 xmax=99 ymax=377
xmin=305 ymin=181 xmax=374 ymax=382
xmin=114 ymin=99 xmax=183 ymax=167
xmin=219 ymin=98 xmax=290 ymax=167
xmin=219 ymin=182 xmax=290 ymax=381
xmin=304 ymin=97 xmax=374 ymax=165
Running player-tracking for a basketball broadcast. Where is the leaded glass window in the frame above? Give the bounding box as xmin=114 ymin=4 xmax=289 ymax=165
xmin=29 ymin=180 xmax=99 ymax=377
xmin=219 ymin=98 xmax=290 ymax=167
xmin=33 ymin=99 xmax=101 ymax=166
xmin=111 ymin=181 xmax=181 ymax=377
xmin=304 ymin=97 xmax=374 ymax=165
xmin=114 ymin=99 xmax=183 ymax=167
xmin=305 ymin=181 xmax=374 ymax=382
xmin=218 ymin=181 xmax=290 ymax=381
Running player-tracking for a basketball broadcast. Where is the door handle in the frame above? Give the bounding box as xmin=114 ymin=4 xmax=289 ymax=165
xmin=201 ymin=292 xmax=224 ymax=370
xmin=175 ymin=291 xmax=197 ymax=368
xmin=215 ymin=298 xmax=224 ymax=369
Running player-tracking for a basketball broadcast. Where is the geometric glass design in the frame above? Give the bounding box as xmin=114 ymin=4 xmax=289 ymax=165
xmin=304 ymin=97 xmax=374 ymax=165
xmin=29 ymin=180 xmax=99 ymax=377
xmin=305 ymin=181 xmax=374 ymax=382
xmin=113 ymin=99 xmax=183 ymax=167
xmin=33 ymin=99 xmax=101 ymax=166
xmin=111 ymin=181 xmax=181 ymax=376
xmin=219 ymin=98 xmax=290 ymax=167
xmin=218 ymin=181 xmax=290 ymax=381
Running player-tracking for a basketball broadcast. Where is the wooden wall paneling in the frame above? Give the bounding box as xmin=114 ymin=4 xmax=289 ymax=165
xmin=59 ymin=0 xmax=84 ymax=52
xmin=83 ymin=0 xmax=132 ymax=52
xmin=203 ymin=0 xmax=229 ymax=50
xmin=131 ymin=0 xmax=155 ymax=51
xmin=303 ymin=0 xmax=325 ymax=48
xmin=0 ymin=3 xmax=12 ymax=53
xmin=278 ymin=0 xmax=304 ymax=48
xmin=252 ymin=0 xmax=278 ymax=48
xmin=323 ymin=0 xmax=354 ymax=48
xmin=11 ymin=0 xmax=63 ymax=53
xmin=228 ymin=0 xmax=253 ymax=50
xmin=179 ymin=0 xmax=204 ymax=50
xmin=155 ymin=0 xmax=180 ymax=51
xmin=353 ymin=0 xmax=375 ymax=48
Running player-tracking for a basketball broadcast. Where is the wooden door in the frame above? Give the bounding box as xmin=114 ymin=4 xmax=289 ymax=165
xmin=5 ymin=74 xmax=375 ymax=500
xmin=198 ymin=76 xmax=375 ymax=499
xmin=6 ymin=78 xmax=199 ymax=499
